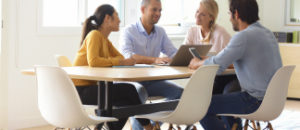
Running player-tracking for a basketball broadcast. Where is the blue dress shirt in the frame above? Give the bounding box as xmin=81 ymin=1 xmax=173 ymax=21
xmin=120 ymin=19 xmax=177 ymax=58
xmin=204 ymin=22 xmax=282 ymax=100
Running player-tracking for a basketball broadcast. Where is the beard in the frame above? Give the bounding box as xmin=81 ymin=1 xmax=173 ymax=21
xmin=231 ymin=18 xmax=239 ymax=31
xmin=233 ymin=23 xmax=239 ymax=31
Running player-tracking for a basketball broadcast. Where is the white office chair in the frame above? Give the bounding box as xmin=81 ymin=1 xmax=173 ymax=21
xmin=53 ymin=55 xmax=148 ymax=129
xmin=54 ymin=55 xmax=149 ymax=104
xmin=218 ymin=65 xmax=296 ymax=130
xmin=54 ymin=55 xmax=72 ymax=67
xmin=134 ymin=65 xmax=219 ymax=129
xmin=54 ymin=55 xmax=99 ymax=112
xmin=35 ymin=66 xmax=118 ymax=129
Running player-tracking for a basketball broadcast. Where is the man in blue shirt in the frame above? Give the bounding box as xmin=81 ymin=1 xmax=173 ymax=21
xmin=188 ymin=0 xmax=282 ymax=129
xmin=120 ymin=2 xmax=177 ymax=63
xmin=120 ymin=0 xmax=183 ymax=129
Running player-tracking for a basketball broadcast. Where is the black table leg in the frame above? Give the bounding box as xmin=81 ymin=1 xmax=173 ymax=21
xmin=95 ymin=81 xmax=106 ymax=130
xmin=96 ymin=81 xmax=106 ymax=116
xmin=105 ymin=81 xmax=113 ymax=116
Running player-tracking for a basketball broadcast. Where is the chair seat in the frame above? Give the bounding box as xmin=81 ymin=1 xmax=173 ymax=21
xmin=35 ymin=66 xmax=118 ymax=129
xmin=217 ymin=65 xmax=296 ymax=130
xmin=135 ymin=65 xmax=220 ymax=126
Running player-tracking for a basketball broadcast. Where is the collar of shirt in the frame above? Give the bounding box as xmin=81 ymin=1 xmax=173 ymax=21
xmin=137 ymin=18 xmax=157 ymax=36
xmin=244 ymin=22 xmax=261 ymax=31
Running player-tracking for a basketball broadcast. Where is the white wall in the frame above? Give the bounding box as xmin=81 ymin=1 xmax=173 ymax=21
xmin=0 ymin=0 xmax=8 ymax=128
xmin=3 ymin=0 xmax=80 ymax=129
xmin=214 ymin=0 xmax=300 ymax=34
xmin=1 ymin=0 xmax=298 ymax=129
xmin=261 ymin=0 xmax=300 ymax=31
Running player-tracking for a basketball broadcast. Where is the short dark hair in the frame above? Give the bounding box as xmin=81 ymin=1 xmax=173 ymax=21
xmin=229 ymin=0 xmax=259 ymax=24
xmin=141 ymin=0 xmax=161 ymax=7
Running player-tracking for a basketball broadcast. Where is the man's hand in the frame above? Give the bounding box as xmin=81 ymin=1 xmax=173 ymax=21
xmin=188 ymin=57 xmax=205 ymax=70
xmin=154 ymin=57 xmax=172 ymax=64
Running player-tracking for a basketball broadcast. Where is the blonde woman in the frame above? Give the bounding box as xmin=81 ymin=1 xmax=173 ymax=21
xmin=186 ymin=0 xmax=240 ymax=95
xmin=184 ymin=0 xmax=231 ymax=53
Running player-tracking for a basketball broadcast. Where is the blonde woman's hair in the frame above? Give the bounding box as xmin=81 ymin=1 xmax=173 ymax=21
xmin=200 ymin=0 xmax=219 ymax=28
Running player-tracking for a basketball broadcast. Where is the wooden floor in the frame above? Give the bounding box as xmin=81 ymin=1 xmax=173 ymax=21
xmin=21 ymin=100 xmax=300 ymax=130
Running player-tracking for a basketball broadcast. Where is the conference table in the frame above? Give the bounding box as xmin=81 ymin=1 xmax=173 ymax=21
xmin=22 ymin=65 xmax=235 ymax=127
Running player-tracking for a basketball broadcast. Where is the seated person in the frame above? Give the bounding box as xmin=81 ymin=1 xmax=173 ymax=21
xmin=120 ymin=0 xmax=183 ymax=129
xmin=72 ymin=4 xmax=149 ymax=130
xmin=184 ymin=0 xmax=239 ymax=94
xmin=188 ymin=0 xmax=282 ymax=129
xmin=184 ymin=0 xmax=231 ymax=53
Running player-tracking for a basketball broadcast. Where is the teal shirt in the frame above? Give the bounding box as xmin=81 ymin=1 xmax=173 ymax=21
xmin=204 ymin=22 xmax=282 ymax=100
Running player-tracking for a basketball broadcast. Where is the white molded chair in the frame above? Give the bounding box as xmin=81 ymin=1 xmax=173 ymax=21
xmin=54 ymin=55 xmax=99 ymax=110
xmin=54 ymin=55 xmax=72 ymax=67
xmin=54 ymin=54 xmax=149 ymax=104
xmin=35 ymin=66 xmax=118 ymax=129
xmin=218 ymin=65 xmax=296 ymax=130
xmin=135 ymin=65 xmax=219 ymax=128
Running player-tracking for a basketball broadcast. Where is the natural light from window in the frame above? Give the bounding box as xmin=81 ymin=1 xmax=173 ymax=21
xmin=43 ymin=0 xmax=79 ymax=27
xmin=42 ymin=0 xmax=123 ymax=27
xmin=87 ymin=0 xmax=122 ymax=18
xmin=158 ymin=0 xmax=200 ymax=26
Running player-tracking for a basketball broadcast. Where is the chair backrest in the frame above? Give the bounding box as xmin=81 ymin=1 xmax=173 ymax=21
xmin=35 ymin=66 xmax=97 ymax=128
xmin=54 ymin=55 xmax=72 ymax=67
xmin=161 ymin=65 xmax=219 ymax=125
xmin=244 ymin=65 xmax=296 ymax=121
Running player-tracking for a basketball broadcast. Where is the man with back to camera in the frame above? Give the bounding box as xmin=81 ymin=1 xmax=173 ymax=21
xmin=188 ymin=0 xmax=282 ymax=129
xmin=120 ymin=0 xmax=183 ymax=129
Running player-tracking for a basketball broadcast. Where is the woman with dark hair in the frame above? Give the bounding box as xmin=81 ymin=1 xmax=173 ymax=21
xmin=72 ymin=4 xmax=148 ymax=130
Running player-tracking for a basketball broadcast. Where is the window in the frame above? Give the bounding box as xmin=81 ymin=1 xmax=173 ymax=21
xmin=159 ymin=0 xmax=200 ymax=26
xmin=42 ymin=0 xmax=80 ymax=27
xmin=286 ymin=0 xmax=300 ymax=26
xmin=87 ymin=0 xmax=124 ymax=22
xmin=135 ymin=0 xmax=200 ymax=34
xmin=38 ymin=0 xmax=124 ymax=34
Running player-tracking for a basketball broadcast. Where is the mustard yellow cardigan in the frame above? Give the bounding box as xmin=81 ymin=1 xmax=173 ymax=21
xmin=73 ymin=30 xmax=124 ymax=86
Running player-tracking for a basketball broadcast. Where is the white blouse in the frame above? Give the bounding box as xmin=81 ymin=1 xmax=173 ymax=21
xmin=183 ymin=24 xmax=231 ymax=53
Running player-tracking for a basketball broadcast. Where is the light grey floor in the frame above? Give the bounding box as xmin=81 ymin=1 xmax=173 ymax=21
xmin=21 ymin=100 xmax=300 ymax=130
